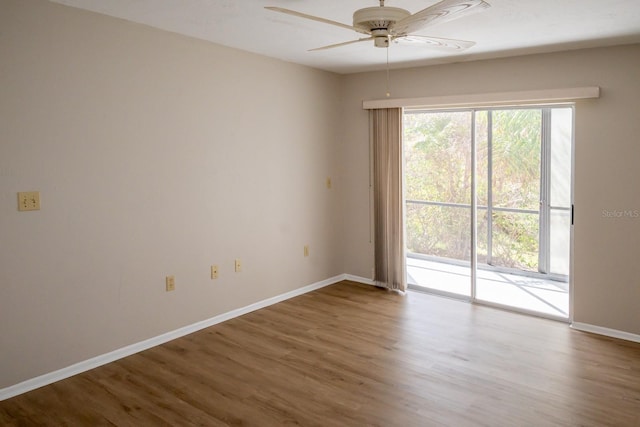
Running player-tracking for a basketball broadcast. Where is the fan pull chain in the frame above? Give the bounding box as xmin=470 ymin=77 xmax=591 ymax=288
xmin=386 ymin=43 xmax=391 ymax=98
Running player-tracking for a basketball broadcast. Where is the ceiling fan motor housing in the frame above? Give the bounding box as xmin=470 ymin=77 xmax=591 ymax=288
xmin=353 ymin=6 xmax=411 ymax=47
xmin=371 ymin=29 xmax=390 ymax=47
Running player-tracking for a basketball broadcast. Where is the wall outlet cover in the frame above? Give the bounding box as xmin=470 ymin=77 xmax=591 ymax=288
xmin=18 ymin=191 xmax=40 ymax=211
xmin=166 ymin=275 xmax=176 ymax=292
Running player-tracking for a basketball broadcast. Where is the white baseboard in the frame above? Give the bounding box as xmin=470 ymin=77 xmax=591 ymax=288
xmin=343 ymin=274 xmax=376 ymax=286
xmin=571 ymin=322 xmax=640 ymax=344
xmin=0 ymin=274 xmax=346 ymax=401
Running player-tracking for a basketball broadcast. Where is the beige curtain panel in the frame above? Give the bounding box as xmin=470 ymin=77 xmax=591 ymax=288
xmin=371 ymin=108 xmax=407 ymax=292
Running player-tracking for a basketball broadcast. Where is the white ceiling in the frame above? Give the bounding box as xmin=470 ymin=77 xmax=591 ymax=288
xmin=49 ymin=0 xmax=640 ymax=74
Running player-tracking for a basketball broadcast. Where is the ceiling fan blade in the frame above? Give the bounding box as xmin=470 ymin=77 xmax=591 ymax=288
xmin=393 ymin=35 xmax=475 ymax=50
xmin=309 ymin=37 xmax=375 ymax=52
xmin=265 ymin=7 xmax=367 ymax=34
xmin=392 ymin=0 xmax=490 ymax=36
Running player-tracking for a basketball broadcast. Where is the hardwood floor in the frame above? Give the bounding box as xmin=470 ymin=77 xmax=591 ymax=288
xmin=2 ymin=280 xmax=639 ymax=426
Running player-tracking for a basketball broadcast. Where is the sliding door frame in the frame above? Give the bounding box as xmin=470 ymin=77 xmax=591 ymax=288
xmin=404 ymin=104 xmax=574 ymax=322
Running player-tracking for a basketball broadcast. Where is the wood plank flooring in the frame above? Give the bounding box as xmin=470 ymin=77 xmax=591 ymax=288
xmin=1 ymin=281 xmax=639 ymax=426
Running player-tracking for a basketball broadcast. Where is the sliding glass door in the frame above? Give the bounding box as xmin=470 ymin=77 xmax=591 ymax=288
xmin=404 ymin=106 xmax=572 ymax=319
xmin=404 ymin=110 xmax=473 ymax=297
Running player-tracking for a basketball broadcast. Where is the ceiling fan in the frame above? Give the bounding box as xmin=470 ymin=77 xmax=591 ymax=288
xmin=265 ymin=0 xmax=491 ymax=52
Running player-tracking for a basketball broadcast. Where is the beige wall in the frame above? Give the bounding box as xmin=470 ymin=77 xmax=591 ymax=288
xmin=2 ymin=0 xmax=639 ymax=392
xmin=340 ymin=44 xmax=640 ymax=335
xmin=0 ymin=0 xmax=343 ymax=388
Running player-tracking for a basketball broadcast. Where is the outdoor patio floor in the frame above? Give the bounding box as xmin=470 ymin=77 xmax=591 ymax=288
xmin=407 ymin=256 xmax=569 ymax=318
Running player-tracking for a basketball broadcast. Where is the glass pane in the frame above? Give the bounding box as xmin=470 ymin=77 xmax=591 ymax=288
xmin=405 ymin=204 xmax=472 ymax=297
xmin=476 ymin=111 xmax=489 ymax=265
xmin=404 ymin=111 xmax=472 ymax=204
xmin=491 ymin=110 xmax=542 ymax=211
xmin=550 ymin=108 xmax=572 ymax=208
xmin=475 ymin=266 xmax=569 ymax=317
xmin=404 ymin=110 xmax=472 ymax=298
xmin=405 ymin=204 xmax=471 ymax=261
xmin=550 ymin=209 xmax=571 ymax=276
xmin=476 ymin=207 xmax=488 ymax=265
xmin=476 ymin=111 xmax=489 ymax=207
xmin=491 ymin=212 xmax=539 ymax=272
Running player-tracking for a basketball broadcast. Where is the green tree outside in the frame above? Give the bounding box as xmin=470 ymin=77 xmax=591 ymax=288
xmin=404 ymin=109 xmax=542 ymax=271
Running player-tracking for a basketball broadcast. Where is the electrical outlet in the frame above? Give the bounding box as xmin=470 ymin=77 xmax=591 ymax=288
xmin=166 ymin=275 xmax=175 ymax=292
xmin=18 ymin=191 xmax=40 ymax=211
xmin=211 ymin=265 xmax=219 ymax=279
xmin=235 ymin=259 xmax=242 ymax=273
xmin=304 ymin=245 xmax=309 ymax=257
